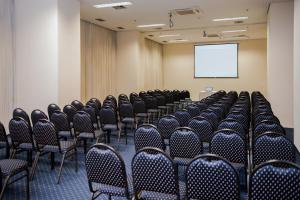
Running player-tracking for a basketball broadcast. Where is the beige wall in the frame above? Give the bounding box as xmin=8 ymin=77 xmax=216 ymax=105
xmin=294 ymin=0 xmax=300 ymax=149
xmin=267 ymin=1 xmax=294 ymax=128
xmin=163 ymin=39 xmax=267 ymax=101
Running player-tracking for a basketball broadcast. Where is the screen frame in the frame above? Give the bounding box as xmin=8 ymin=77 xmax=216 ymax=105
xmin=194 ymin=43 xmax=239 ymax=78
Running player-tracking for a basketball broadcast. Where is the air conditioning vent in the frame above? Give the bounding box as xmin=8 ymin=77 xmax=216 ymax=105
xmin=95 ymin=18 xmax=105 ymax=22
xmin=207 ymin=34 xmax=219 ymax=38
xmin=173 ymin=7 xmax=203 ymax=16
xmin=113 ymin=5 xmax=127 ymax=10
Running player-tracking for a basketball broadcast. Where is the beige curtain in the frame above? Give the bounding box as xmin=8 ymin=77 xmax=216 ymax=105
xmin=0 ymin=0 xmax=15 ymax=128
xmin=81 ymin=20 xmax=117 ymax=102
xmin=141 ymin=38 xmax=163 ymax=91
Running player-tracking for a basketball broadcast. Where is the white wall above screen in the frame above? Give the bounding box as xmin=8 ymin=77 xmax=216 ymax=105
xmin=194 ymin=43 xmax=238 ymax=78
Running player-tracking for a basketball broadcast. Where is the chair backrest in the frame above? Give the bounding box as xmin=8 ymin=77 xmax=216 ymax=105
xmin=199 ymin=111 xmax=219 ymax=130
xmin=250 ymin=160 xmax=300 ymax=200
xmin=86 ymin=143 xmax=129 ymax=198
xmin=73 ymin=111 xmax=94 ymax=134
xmin=105 ymin=95 xmax=117 ymax=106
xmin=9 ymin=117 xmax=34 ymax=147
xmin=47 ymin=103 xmax=61 ymax=119
xmin=174 ymin=109 xmax=191 ymax=126
xmin=254 ymin=132 xmax=296 ymax=166
xmin=188 ymin=116 xmax=214 ymax=142
xmin=185 ymin=104 xmax=201 ymax=118
xmin=31 ymin=109 xmax=48 ymax=126
xmin=210 ymin=129 xmax=246 ymax=164
xmin=134 ymin=124 xmax=164 ymax=151
xmin=33 ymin=119 xmax=59 ymax=151
xmin=63 ymin=104 xmax=77 ymax=123
xmin=226 ymin=111 xmax=248 ymax=130
xmin=90 ymin=98 xmax=102 ymax=110
xmin=86 ymin=101 xmax=100 ymax=116
xmin=82 ymin=105 xmax=98 ymax=124
xmin=217 ymin=118 xmax=246 ymax=139
xmin=13 ymin=108 xmax=31 ymax=127
xmin=119 ymin=103 xmax=134 ymax=119
xmin=157 ymin=115 xmax=180 ymax=140
xmin=0 ymin=121 xmax=8 ymax=143
xmin=253 ymin=112 xmax=280 ymax=127
xmin=186 ymin=154 xmax=240 ymax=200
xmin=133 ymin=100 xmax=147 ymax=114
xmin=71 ymin=100 xmax=84 ymax=111
xmin=100 ymin=106 xmax=117 ymax=126
xmin=50 ymin=110 xmax=70 ymax=132
xmin=195 ymin=102 xmax=208 ymax=111
xmin=132 ymin=147 xmax=179 ymax=199
xmin=254 ymin=120 xmax=285 ymax=138
xmin=170 ymin=127 xmax=202 ymax=159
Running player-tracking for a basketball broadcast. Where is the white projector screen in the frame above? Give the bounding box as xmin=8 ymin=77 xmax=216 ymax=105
xmin=194 ymin=43 xmax=238 ymax=78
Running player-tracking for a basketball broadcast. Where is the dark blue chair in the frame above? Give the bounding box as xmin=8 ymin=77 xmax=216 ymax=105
xmin=253 ymin=120 xmax=285 ymax=138
xmin=157 ymin=115 xmax=180 ymax=144
xmin=174 ymin=109 xmax=191 ymax=127
xmin=188 ymin=116 xmax=214 ymax=143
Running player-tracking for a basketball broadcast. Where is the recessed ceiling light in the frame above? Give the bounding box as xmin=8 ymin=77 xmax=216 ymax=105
xmin=137 ymin=24 xmax=166 ymax=28
xmin=93 ymin=2 xmax=132 ymax=8
xmin=222 ymin=29 xmax=247 ymax=33
xmin=213 ymin=16 xmax=248 ymax=22
xmin=159 ymin=34 xmax=180 ymax=38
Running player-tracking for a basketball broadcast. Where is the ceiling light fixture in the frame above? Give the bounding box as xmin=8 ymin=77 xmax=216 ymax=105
xmin=159 ymin=34 xmax=180 ymax=38
xmin=213 ymin=16 xmax=248 ymax=22
xmin=222 ymin=29 xmax=247 ymax=33
xmin=137 ymin=24 xmax=166 ymax=28
xmin=93 ymin=2 xmax=132 ymax=8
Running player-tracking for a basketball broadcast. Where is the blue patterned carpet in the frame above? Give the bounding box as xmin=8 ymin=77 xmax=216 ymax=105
xmin=1 ymin=131 xmax=248 ymax=200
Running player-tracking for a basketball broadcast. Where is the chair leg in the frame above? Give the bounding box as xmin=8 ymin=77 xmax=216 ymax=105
xmin=5 ymin=147 xmax=10 ymax=159
xmin=0 ymin=176 xmax=10 ymax=200
xmin=30 ymin=151 xmax=41 ymax=181
xmin=26 ymin=169 xmax=30 ymax=200
xmin=124 ymin=124 xmax=128 ymax=144
xmin=74 ymin=148 xmax=78 ymax=172
xmin=27 ymin=151 xmax=33 ymax=167
xmin=57 ymin=153 xmax=67 ymax=184
xmin=83 ymin=139 xmax=87 ymax=154
xmin=50 ymin=152 xmax=55 ymax=170
xmin=9 ymin=149 xmax=16 ymax=159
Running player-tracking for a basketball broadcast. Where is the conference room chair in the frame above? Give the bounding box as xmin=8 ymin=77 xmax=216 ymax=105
xmin=47 ymin=103 xmax=61 ymax=119
xmin=31 ymin=109 xmax=48 ymax=127
xmin=133 ymin=99 xmax=148 ymax=125
xmin=157 ymin=115 xmax=180 ymax=145
xmin=63 ymin=104 xmax=77 ymax=127
xmin=134 ymin=124 xmax=165 ymax=152
xmin=253 ymin=112 xmax=280 ymax=127
xmin=226 ymin=111 xmax=249 ymax=131
xmin=185 ymin=104 xmax=201 ymax=118
xmin=249 ymin=160 xmax=300 ymax=199
xmin=194 ymin=102 xmax=208 ymax=112
xmin=156 ymin=94 xmax=168 ymax=117
xmin=73 ymin=111 xmax=102 ymax=153
xmin=82 ymin=105 xmax=100 ymax=129
xmin=50 ymin=110 xmax=73 ymax=139
xmin=132 ymin=147 xmax=180 ymax=200
xmin=0 ymin=158 xmax=29 ymax=199
xmin=9 ymin=117 xmax=35 ymax=164
xmin=119 ymin=103 xmax=135 ymax=144
xmin=89 ymin=97 xmax=102 ymax=111
xmin=71 ymin=100 xmax=84 ymax=111
xmin=199 ymin=110 xmax=219 ymax=130
xmin=13 ymin=108 xmax=31 ymax=128
xmin=86 ymin=100 xmax=101 ymax=122
xmin=217 ymin=118 xmax=247 ymax=140
xmin=253 ymin=132 xmax=297 ymax=167
xmin=31 ymin=119 xmax=77 ymax=183
xmin=185 ymin=154 xmax=240 ymax=200
xmin=253 ymin=120 xmax=285 ymax=138
xmin=0 ymin=122 xmax=10 ymax=158
xmin=145 ymin=96 xmax=159 ymax=123
xmin=85 ymin=143 xmax=130 ymax=200
xmin=105 ymin=95 xmax=118 ymax=107
xmin=169 ymin=127 xmax=202 ymax=166
xmin=130 ymin=92 xmax=139 ymax=104
xmin=164 ymin=91 xmax=175 ymax=114
xmin=99 ymin=106 xmax=118 ymax=144
xmin=174 ymin=109 xmax=191 ymax=127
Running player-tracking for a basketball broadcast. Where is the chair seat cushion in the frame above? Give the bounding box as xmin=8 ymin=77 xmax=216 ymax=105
xmin=136 ymin=113 xmax=148 ymax=118
xmin=158 ymin=106 xmax=167 ymax=109
xmin=94 ymin=184 xmax=128 ymax=197
xmin=58 ymin=131 xmax=72 ymax=138
xmin=0 ymin=141 xmax=8 ymax=148
xmin=139 ymin=191 xmax=178 ymax=200
xmin=78 ymin=130 xmax=103 ymax=139
xmin=0 ymin=159 xmax=28 ymax=176
xmin=122 ymin=118 xmax=135 ymax=123
xmin=166 ymin=104 xmax=174 ymax=107
xmin=147 ymin=109 xmax=159 ymax=113
xmin=103 ymin=124 xmax=118 ymax=131
xmin=43 ymin=141 xmax=76 ymax=153
xmin=19 ymin=143 xmax=34 ymax=150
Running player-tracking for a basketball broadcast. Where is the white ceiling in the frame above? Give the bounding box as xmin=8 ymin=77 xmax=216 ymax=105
xmin=80 ymin=0 xmax=290 ymax=43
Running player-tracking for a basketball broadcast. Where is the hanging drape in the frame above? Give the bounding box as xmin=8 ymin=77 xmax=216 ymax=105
xmin=81 ymin=20 xmax=117 ymax=102
xmin=141 ymin=38 xmax=163 ymax=91
xmin=0 ymin=0 xmax=15 ymax=127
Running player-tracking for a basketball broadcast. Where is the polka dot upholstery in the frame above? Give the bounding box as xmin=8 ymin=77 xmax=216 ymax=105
xmin=210 ymin=130 xmax=246 ymax=164
xmin=73 ymin=111 xmax=94 ymax=135
xmin=86 ymin=144 xmax=129 ymax=198
xmin=253 ymin=113 xmax=280 ymax=126
xmin=186 ymin=155 xmax=239 ymax=200
xmin=132 ymin=148 xmax=179 ymax=199
xmin=254 ymin=120 xmax=285 ymax=138
xmin=82 ymin=106 xmax=98 ymax=126
xmin=9 ymin=117 xmax=34 ymax=146
xmin=194 ymin=102 xmax=208 ymax=112
xmin=170 ymin=128 xmax=202 ymax=165
xmin=134 ymin=125 xmax=165 ymax=151
xmin=217 ymin=119 xmax=246 ymax=139
xmin=188 ymin=117 xmax=214 ymax=142
xmin=63 ymin=105 xmax=77 ymax=124
xmin=33 ymin=120 xmax=59 ymax=147
xmin=31 ymin=109 xmax=48 ymax=127
xmin=199 ymin=111 xmax=219 ymax=130
xmin=157 ymin=115 xmax=180 ymax=140
xmin=50 ymin=111 xmax=70 ymax=132
xmin=13 ymin=108 xmax=31 ymax=127
xmin=174 ymin=109 xmax=191 ymax=126
xmin=250 ymin=161 xmax=300 ymax=200
xmin=254 ymin=133 xmax=296 ymax=166
xmin=185 ymin=104 xmax=201 ymax=118
xmin=226 ymin=112 xmax=248 ymax=130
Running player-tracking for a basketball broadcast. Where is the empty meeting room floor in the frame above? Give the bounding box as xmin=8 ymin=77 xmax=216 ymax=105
xmin=1 ymin=131 xmax=248 ymax=200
